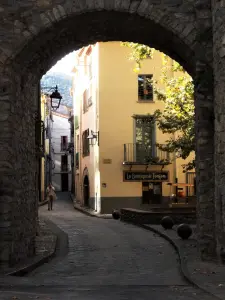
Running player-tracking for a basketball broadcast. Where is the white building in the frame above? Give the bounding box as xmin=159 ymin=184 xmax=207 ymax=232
xmin=51 ymin=105 xmax=73 ymax=192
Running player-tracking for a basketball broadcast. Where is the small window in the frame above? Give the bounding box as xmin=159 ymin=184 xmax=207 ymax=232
xmin=83 ymin=85 xmax=92 ymax=113
xmin=138 ymin=74 xmax=153 ymax=101
xmin=82 ymin=129 xmax=90 ymax=157
xmin=83 ymin=90 xmax=88 ymax=113
xmin=61 ymin=136 xmax=68 ymax=151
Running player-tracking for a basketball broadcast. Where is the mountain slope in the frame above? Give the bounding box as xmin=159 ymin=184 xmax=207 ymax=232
xmin=41 ymin=72 xmax=73 ymax=107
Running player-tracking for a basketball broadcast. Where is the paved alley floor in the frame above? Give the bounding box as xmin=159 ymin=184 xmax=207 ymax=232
xmin=0 ymin=193 xmax=218 ymax=299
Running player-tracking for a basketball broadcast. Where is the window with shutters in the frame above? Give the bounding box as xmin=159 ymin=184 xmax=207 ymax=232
xmin=138 ymin=74 xmax=153 ymax=101
xmin=135 ymin=116 xmax=155 ymax=163
xmin=82 ymin=129 xmax=90 ymax=157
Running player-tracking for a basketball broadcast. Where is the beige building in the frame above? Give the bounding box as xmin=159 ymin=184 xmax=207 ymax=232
xmin=72 ymin=42 xmax=195 ymax=214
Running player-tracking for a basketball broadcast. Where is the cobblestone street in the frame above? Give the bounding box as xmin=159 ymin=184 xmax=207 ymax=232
xmin=0 ymin=193 xmax=217 ymax=299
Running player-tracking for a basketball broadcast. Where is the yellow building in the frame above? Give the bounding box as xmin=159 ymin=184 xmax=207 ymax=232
xmin=40 ymin=94 xmax=51 ymax=202
xmin=72 ymin=42 xmax=195 ymax=214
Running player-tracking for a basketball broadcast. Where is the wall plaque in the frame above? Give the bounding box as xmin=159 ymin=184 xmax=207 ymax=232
xmin=103 ymin=159 xmax=112 ymax=164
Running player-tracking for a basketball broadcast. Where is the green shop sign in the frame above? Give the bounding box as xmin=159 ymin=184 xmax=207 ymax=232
xmin=123 ymin=171 xmax=169 ymax=182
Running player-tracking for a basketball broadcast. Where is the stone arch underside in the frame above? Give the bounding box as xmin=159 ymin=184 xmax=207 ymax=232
xmin=9 ymin=10 xmax=196 ymax=80
xmin=0 ymin=2 xmax=216 ymax=266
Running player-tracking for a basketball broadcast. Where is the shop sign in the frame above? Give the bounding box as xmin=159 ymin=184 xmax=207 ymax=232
xmin=123 ymin=171 xmax=169 ymax=182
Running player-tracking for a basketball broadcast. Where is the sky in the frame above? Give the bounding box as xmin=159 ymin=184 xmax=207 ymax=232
xmin=48 ymin=51 xmax=77 ymax=75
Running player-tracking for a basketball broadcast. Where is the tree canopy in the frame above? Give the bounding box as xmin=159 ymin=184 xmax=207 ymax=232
xmin=121 ymin=42 xmax=195 ymax=172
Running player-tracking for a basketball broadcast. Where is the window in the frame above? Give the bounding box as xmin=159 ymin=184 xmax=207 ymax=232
xmin=83 ymin=84 xmax=92 ymax=113
xmin=138 ymin=74 xmax=153 ymax=101
xmin=61 ymin=136 xmax=68 ymax=151
xmin=186 ymin=172 xmax=196 ymax=197
xmin=135 ymin=116 xmax=155 ymax=163
xmin=82 ymin=129 xmax=90 ymax=157
xmin=76 ymin=152 xmax=79 ymax=169
xmin=61 ymin=155 xmax=68 ymax=172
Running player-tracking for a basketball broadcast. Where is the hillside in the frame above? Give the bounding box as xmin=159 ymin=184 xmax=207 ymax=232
xmin=41 ymin=72 xmax=73 ymax=107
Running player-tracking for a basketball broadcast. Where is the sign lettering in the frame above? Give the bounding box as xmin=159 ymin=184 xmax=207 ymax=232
xmin=124 ymin=171 xmax=169 ymax=182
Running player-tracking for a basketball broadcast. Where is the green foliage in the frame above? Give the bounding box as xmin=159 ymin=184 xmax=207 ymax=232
xmin=121 ymin=42 xmax=195 ymax=172
xmin=121 ymin=42 xmax=154 ymax=72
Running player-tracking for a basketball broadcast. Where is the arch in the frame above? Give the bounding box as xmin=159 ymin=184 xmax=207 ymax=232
xmin=0 ymin=3 xmax=216 ymax=266
xmin=5 ymin=8 xmax=198 ymax=80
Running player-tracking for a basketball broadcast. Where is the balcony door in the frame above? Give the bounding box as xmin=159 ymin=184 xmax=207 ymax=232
xmin=135 ymin=116 xmax=155 ymax=163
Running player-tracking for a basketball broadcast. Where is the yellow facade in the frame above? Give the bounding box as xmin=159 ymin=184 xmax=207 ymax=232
xmin=40 ymin=94 xmax=51 ymax=202
xmin=40 ymin=94 xmax=46 ymax=202
xmin=72 ymin=42 xmax=195 ymax=213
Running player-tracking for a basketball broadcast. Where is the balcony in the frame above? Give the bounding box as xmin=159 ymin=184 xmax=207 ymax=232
xmin=123 ymin=143 xmax=171 ymax=165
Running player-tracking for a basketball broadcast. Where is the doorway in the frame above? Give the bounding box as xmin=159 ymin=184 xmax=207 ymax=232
xmin=83 ymin=175 xmax=90 ymax=207
xmin=61 ymin=173 xmax=68 ymax=191
xmin=142 ymin=182 xmax=162 ymax=205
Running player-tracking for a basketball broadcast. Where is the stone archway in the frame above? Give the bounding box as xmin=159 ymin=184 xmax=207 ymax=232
xmin=0 ymin=1 xmax=216 ymax=266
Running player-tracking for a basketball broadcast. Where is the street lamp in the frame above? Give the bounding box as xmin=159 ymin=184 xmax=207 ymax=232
xmin=41 ymin=85 xmax=63 ymax=110
xmin=50 ymin=85 xmax=62 ymax=110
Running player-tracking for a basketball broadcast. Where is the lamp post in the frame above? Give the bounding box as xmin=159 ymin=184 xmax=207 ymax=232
xmin=41 ymin=85 xmax=63 ymax=111
xmin=41 ymin=85 xmax=62 ymax=189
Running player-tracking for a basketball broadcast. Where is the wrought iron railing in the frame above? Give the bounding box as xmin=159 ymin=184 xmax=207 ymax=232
xmin=123 ymin=143 xmax=171 ymax=165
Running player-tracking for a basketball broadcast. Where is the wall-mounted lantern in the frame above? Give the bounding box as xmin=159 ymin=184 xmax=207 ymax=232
xmin=87 ymin=130 xmax=99 ymax=146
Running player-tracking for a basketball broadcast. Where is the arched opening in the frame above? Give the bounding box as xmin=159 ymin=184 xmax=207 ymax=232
xmin=83 ymin=175 xmax=90 ymax=208
xmin=0 ymin=7 xmax=215 ymax=267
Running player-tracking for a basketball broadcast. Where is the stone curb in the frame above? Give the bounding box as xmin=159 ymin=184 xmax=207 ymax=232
xmin=6 ymin=217 xmax=68 ymax=277
xmin=38 ymin=200 xmax=48 ymax=206
xmin=70 ymin=194 xmax=112 ymax=219
xmin=73 ymin=203 xmax=112 ymax=219
xmin=123 ymin=221 xmax=222 ymax=300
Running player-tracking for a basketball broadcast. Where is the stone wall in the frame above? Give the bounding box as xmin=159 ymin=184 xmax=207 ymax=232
xmin=0 ymin=67 xmax=39 ymax=266
xmin=212 ymin=0 xmax=225 ymax=260
xmin=194 ymin=0 xmax=216 ymax=260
